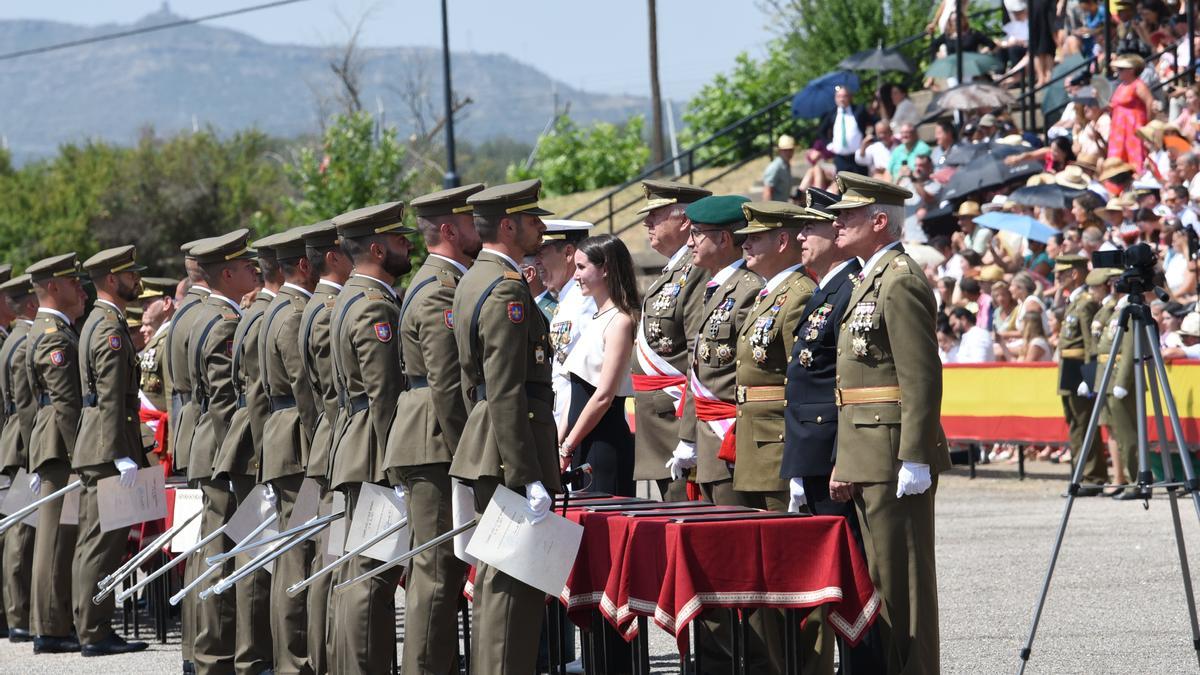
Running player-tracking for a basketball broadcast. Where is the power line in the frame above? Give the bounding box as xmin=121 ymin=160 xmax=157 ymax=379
xmin=0 ymin=0 xmax=311 ymax=62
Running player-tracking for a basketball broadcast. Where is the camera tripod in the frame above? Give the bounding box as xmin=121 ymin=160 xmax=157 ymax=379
xmin=1018 ymin=286 xmax=1200 ymax=673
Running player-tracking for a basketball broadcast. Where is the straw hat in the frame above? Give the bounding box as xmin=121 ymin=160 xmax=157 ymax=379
xmin=1094 ymin=195 xmax=1135 ymax=217
xmin=1136 ymin=119 xmax=1167 ymax=148
xmin=1072 ymin=153 xmax=1102 ymax=176
xmin=1097 ymin=157 xmax=1136 ymax=182
xmin=956 ymin=200 xmax=982 ymax=217
xmin=1054 ymin=165 xmax=1090 ymax=191
xmin=978 ymin=265 xmax=1005 ymax=282
xmin=777 ymin=134 xmax=796 ymax=150
xmin=1111 ymin=53 xmax=1145 ymax=72
xmin=1181 ymin=312 xmax=1200 ymax=338
xmin=1025 ymin=173 xmax=1057 ymax=187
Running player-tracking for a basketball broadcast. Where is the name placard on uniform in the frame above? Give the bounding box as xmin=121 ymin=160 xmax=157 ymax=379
xmin=0 ymin=468 xmax=38 ymax=528
xmin=466 ymin=485 xmax=584 ymax=597
xmin=343 ymin=482 xmax=409 ymax=563
xmin=171 ymin=488 xmax=205 ymax=552
xmin=60 ymin=474 xmax=81 ymax=526
xmin=97 ymin=467 xmax=169 ymax=532
xmin=451 ymin=479 xmax=477 ymax=567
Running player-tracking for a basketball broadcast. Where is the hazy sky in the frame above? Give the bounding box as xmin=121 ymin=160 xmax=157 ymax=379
xmin=0 ymin=0 xmax=775 ymax=100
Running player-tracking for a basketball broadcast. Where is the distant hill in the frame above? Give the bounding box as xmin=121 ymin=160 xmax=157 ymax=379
xmin=0 ymin=7 xmax=654 ymax=163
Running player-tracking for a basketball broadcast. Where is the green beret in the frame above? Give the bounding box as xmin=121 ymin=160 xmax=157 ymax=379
xmin=411 ymin=183 xmax=486 ymax=218
xmin=636 ymin=179 xmax=712 ymax=215
xmin=684 ymin=195 xmax=751 ymax=227
xmin=736 ymin=201 xmax=834 ymax=235
xmin=82 ymin=244 xmax=147 ymax=275
xmin=333 ymin=201 xmax=415 ymax=240
xmin=467 ymin=180 xmax=553 ymax=218
xmin=826 ymin=172 xmax=913 ymax=210
xmin=27 ymin=252 xmax=82 ymax=282
xmin=191 ymin=229 xmax=257 ymax=266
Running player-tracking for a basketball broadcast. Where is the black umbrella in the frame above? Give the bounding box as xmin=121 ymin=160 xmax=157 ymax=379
xmin=944 ymin=141 xmax=1029 ymax=166
xmin=837 ymin=45 xmax=915 ymax=75
xmin=1007 ymin=184 xmax=1086 ymax=209
xmin=941 ymin=154 xmax=1044 ymax=201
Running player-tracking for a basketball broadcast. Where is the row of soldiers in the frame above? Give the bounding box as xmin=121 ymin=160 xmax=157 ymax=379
xmin=0 ymin=169 xmax=948 ymax=674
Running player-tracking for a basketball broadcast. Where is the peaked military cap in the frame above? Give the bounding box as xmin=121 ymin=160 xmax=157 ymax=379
xmin=139 ymin=276 xmax=179 ymax=299
xmin=333 ymin=201 xmax=415 ymax=240
xmin=685 ymin=195 xmax=751 ymax=227
xmin=411 ymin=183 xmax=486 ymax=218
xmin=83 ymin=244 xmax=147 ymax=274
xmin=191 ymin=229 xmax=257 ymax=266
xmin=126 ymin=305 xmax=144 ymax=329
xmin=0 ymin=273 xmax=32 ymax=297
xmin=1085 ymin=268 xmax=1121 ymax=286
xmin=736 ymin=200 xmax=834 ymax=235
xmin=27 ymin=252 xmax=82 ymax=282
xmin=806 ymin=187 xmax=839 ymax=214
xmin=636 ymin=179 xmax=713 ymax=215
xmin=1053 ymin=253 xmax=1089 ymax=272
xmin=301 ymin=220 xmax=339 ymax=250
xmin=257 ymin=226 xmax=308 ymax=260
xmin=468 ymin=179 xmax=553 ymax=218
xmin=827 ymin=172 xmax=913 ymax=210
xmin=181 ymin=236 xmax=216 ymax=260
xmin=541 ymin=219 xmax=594 ymax=243
xmin=0 ymin=264 xmax=12 ymax=285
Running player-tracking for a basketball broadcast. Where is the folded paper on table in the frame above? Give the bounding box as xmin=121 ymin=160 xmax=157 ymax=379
xmin=285 ymin=478 xmax=322 ymax=531
xmin=98 ymin=467 xmax=168 ymax=532
xmin=465 ymin=484 xmax=584 ymax=597
xmin=325 ymin=492 xmax=347 ymax=562
xmin=60 ymin=475 xmax=80 ymax=526
xmin=171 ymin=488 xmax=204 ymax=552
xmin=343 ymin=482 xmax=409 ymax=563
xmin=0 ymin=468 xmax=38 ymax=528
xmin=452 ymin=479 xmax=477 ymax=567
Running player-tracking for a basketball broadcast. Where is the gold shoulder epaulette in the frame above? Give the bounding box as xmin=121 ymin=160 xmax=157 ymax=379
xmin=503 ymin=270 xmax=523 ymax=281
xmin=364 ymin=288 xmax=387 ymax=301
xmin=439 ymin=274 xmax=457 ymax=289
xmin=44 ymin=327 xmax=57 ymax=334
xmin=223 ymin=312 xmax=239 ymax=321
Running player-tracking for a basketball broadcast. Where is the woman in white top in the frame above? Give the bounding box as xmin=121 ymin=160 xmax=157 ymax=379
xmin=558 ymin=234 xmax=638 ymax=496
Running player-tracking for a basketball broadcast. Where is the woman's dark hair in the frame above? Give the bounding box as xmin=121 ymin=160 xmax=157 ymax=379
xmin=576 ymin=234 xmax=640 ymax=318
xmin=1049 ymin=136 xmax=1076 ymax=167
xmin=875 ymin=83 xmax=897 ymax=119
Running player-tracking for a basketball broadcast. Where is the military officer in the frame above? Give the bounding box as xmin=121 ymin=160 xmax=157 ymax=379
xmin=72 ymin=246 xmax=150 ymax=656
xmin=631 ymin=179 xmax=712 ymax=500
xmin=0 ymin=274 xmax=37 ymax=644
xmin=381 ymin=183 xmax=483 ymax=674
xmin=185 ymin=230 xmax=263 ymax=674
xmin=533 ymin=219 xmax=596 ymax=428
xmin=257 ymin=226 xmax=322 ymax=673
xmin=1085 ymin=269 xmax=1124 ymax=493
xmin=24 ymin=253 xmax=87 ymax=654
xmin=448 ymin=179 xmax=561 ymax=673
xmin=1056 ymin=253 xmax=1107 ymax=495
xmin=327 ymin=201 xmax=412 ymax=674
xmin=1098 ymin=288 xmax=1150 ymax=501
xmin=826 ymin=172 xmax=951 ymax=675
xmin=296 ymin=220 xmax=353 ymax=675
xmin=0 ymin=263 xmax=13 ymax=640
xmin=136 ymin=277 xmax=178 ymax=464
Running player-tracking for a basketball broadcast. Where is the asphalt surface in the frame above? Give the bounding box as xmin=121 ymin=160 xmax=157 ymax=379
xmin=4 ymin=460 xmax=1200 ymax=673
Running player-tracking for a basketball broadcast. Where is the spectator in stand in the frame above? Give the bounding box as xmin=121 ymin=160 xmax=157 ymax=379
xmin=873 ymin=83 xmax=897 ymax=125
xmin=890 ymin=85 xmax=921 ymax=129
xmin=937 ymin=276 xmax=957 ymax=318
xmin=958 ymin=278 xmax=992 ymax=329
xmin=817 ymin=85 xmax=872 ymax=174
xmin=1017 ymin=311 xmax=1052 ymax=360
xmin=1112 ymin=0 xmax=1151 ymax=58
xmin=1107 ymin=54 xmax=1154 ymax=169
xmin=932 ymin=12 xmax=997 ymax=58
xmin=1170 ymin=86 xmax=1200 ymax=141
xmin=977 ymin=114 xmax=1000 ymax=142
xmin=1028 ymin=0 xmax=1056 ymax=86
xmin=1177 ymin=153 xmax=1200 ymax=203
xmin=955 ymin=201 xmax=993 ymax=254
xmin=999 ymin=0 xmax=1030 ymax=72
xmin=855 ymin=120 xmax=898 ymax=177
xmin=930 ymin=120 xmax=958 ymax=168
xmin=1071 ymin=0 xmax=1105 ymax=54
xmin=1163 ymin=222 xmax=1199 ymax=299
xmin=1073 ymin=95 xmax=1111 ymax=159
xmin=889 ymin=123 xmax=932 ymax=180
xmin=937 ymin=317 xmax=960 ymax=363
xmin=900 ymin=153 xmax=938 ymax=241
xmin=1162 ymin=312 xmax=1200 ymax=359
xmin=1163 ymin=184 xmax=1200 ymax=228
xmin=762 ymin=135 xmax=796 ymax=201
xmin=948 ymin=307 xmax=995 ymax=362
xmin=991 ymin=281 xmax=1020 ymax=349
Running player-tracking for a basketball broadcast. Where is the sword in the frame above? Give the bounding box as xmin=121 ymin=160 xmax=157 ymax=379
xmin=333 ymin=519 xmax=477 ymax=593
xmin=115 ymin=521 xmax=231 ymax=605
xmin=93 ymin=510 xmax=201 ymax=603
xmin=285 ymin=516 xmax=409 ymax=598
xmin=203 ymin=513 xmax=279 ymax=565
xmin=199 ymin=520 xmax=330 ymax=600
xmin=205 ymin=511 xmax=344 ymax=564
xmin=0 ymin=479 xmax=83 ymax=535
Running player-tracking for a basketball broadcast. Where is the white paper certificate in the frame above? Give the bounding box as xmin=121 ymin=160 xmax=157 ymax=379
xmin=465 ymin=485 xmax=583 ymax=597
xmin=97 ymin=467 xmax=169 ymax=532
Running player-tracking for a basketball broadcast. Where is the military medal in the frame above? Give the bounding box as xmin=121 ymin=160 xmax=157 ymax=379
xmin=699 ymin=341 xmax=711 ymax=361
xmin=551 ymin=320 xmax=573 ymax=363
xmin=716 ymin=344 xmax=733 ymax=365
xmin=852 ymin=336 xmax=869 ymax=357
xmin=646 ymin=319 xmax=662 ymax=340
xmin=805 ymin=327 xmax=819 ymax=341
xmin=798 ymin=348 xmax=814 ymax=368
xmin=534 ymin=345 xmax=546 ymax=364
xmin=657 ymin=337 xmax=673 ymax=352
xmin=752 ymin=345 xmax=767 ymax=364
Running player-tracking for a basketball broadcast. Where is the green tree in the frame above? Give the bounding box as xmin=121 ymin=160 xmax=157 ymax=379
xmin=507 ymin=114 xmax=650 ymax=196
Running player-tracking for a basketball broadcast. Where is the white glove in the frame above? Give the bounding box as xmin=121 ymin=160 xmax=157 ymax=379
xmin=896 ymin=461 xmax=933 ymax=498
xmin=1113 ymin=385 xmax=1128 ymax=399
xmin=262 ymin=482 xmax=277 ymax=506
xmin=28 ymin=472 xmax=41 ymax=495
xmin=393 ymin=485 xmax=408 ymax=514
xmin=525 ymin=481 xmax=551 ymax=524
xmin=787 ymin=477 xmax=807 ymax=513
xmin=1076 ymin=380 xmax=1090 ymax=396
xmin=114 ymin=457 xmax=138 ymax=488
xmin=664 ymin=441 xmax=698 ymax=480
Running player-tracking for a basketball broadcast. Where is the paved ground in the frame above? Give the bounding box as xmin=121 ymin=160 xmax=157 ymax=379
xmin=5 ymin=460 xmax=1200 ymax=673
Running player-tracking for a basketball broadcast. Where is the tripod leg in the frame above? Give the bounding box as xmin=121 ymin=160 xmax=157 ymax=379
xmin=1132 ymin=323 xmax=1154 ymax=493
xmin=1017 ymin=320 xmax=1128 ymax=673
xmin=1143 ymin=323 xmax=1200 ymax=520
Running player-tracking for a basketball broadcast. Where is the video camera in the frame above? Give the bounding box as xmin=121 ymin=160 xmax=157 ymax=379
xmin=1091 ymin=242 xmax=1158 ymax=296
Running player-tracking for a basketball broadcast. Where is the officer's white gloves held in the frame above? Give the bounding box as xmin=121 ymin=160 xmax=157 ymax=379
xmin=526 ymin=481 xmax=551 ymax=524
xmin=393 ymin=485 xmax=408 ymax=514
xmin=114 ymin=457 xmax=139 ymax=487
xmin=896 ymin=462 xmax=933 ymax=498
xmin=28 ymin=472 xmax=41 ymax=495
xmin=1113 ymin=385 xmax=1128 ymax=399
xmin=665 ymin=441 xmax=698 ymax=480
xmin=787 ymin=477 xmax=807 ymax=513
xmin=1076 ymin=380 xmax=1090 ymax=396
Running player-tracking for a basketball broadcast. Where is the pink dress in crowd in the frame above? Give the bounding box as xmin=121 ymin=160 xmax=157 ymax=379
xmin=1107 ymin=80 xmax=1147 ymax=169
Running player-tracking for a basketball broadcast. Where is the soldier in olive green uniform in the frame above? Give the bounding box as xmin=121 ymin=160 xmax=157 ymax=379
xmin=826 ymin=173 xmax=952 ymax=675
xmin=1085 ymin=270 xmax=1124 ymax=491
xmin=297 ymin=221 xmax=353 ymax=675
xmin=1056 ymin=254 xmax=1107 ymax=494
xmin=327 ymin=202 xmax=412 ymax=674
xmin=448 ymin=180 xmax=561 ymax=674
xmin=1097 ymin=291 xmax=1150 ymax=500
xmin=0 ymin=263 xmax=14 ymax=640
xmin=259 ymin=226 xmax=322 ymax=673
xmin=631 ymin=180 xmax=712 ymax=499
xmin=24 ymin=253 xmax=87 ymax=654
xmin=71 ymin=246 xmax=151 ymax=656
xmin=382 ymin=184 xmax=483 ymax=675
xmin=137 ymin=278 xmax=179 ymax=414
xmin=0 ymin=274 xmax=37 ymax=643
xmin=185 ymin=230 xmax=263 ymax=674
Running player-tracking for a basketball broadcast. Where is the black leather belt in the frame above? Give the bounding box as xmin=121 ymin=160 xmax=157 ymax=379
xmin=269 ymin=395 xmax=296 ymax=412
xmin=171 ymin=391 xmax=192 ymax=405
xmin=470 ymin=382 xmax=553 ymax=404
xmin=407 ymin=375 xmax=429 ymax=389
xmin=236 ymin=393 xmax=246 ymax=409
xmin=36 ymin=393 xmax=50 ymax=407
xmin=348 ymin=394 xmax=369 ymax=414
xmin=82 ymin=392 xmax=98 ymax=408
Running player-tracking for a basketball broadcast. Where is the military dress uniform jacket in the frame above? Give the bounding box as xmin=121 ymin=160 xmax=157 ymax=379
xmin=74 ymin=303 xmax=144 ymax=469
xmin=1057 ymin=287 xmax=1101 ymax=396
xmin=300 ymin=280 xmax=341 ymax=479
xmin=631 ymin=249 xmax=711 ymax=481
xmin=260 ymin=284 xmax=320 ymax=482
xmin=139 ymin=325 xmax=170 ymax=413
xmin=448 ymin=251 xmax=560 ymax=491
xmin=185 ymin=296 xmax=242 ymax=481
xmin=678 ymin=262 xmax=762 ymax=485
xmin=26 ymin=312 xmax=81 ymax=472
xmin=0 ymin=321 xmax=35 ymax=473
xmin=211 ymin=290 xmax=272 ymax=479
xmin=328 ymin=275 xmax=403 ymax=489
xmin=833 ymin=247 xmax=950 ymax=483
xmin=733 ymin=269 xmax=815 ymax=493
xmin=383 ymin=257 xmax=469 ymax=472
xmin=1095 ymin=297 xmax=1137 ymax=394
xmin=780 ymin=259 xmax=862 ymax=480
xmin=167 ymin=285 xmax=212 ymax=473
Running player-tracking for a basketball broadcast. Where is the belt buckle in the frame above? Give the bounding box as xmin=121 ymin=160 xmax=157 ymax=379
xmin=736 ymin=386 xmax=746 ymax=404
xmin=468 ymin=385 xmax=478 ymax=403
xmin=834 ymin=388 xmax=843 ymax=407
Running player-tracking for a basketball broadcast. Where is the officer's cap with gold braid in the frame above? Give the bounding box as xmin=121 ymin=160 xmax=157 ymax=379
xmin=0 ymin=274 xmax=33 ymax=297
xmin=181 ymin=236 xmax=216 ymax=261
xmin=139 ymin=276 xmax=179 ymax=300
xmin=1085 ymin=268 xmax=1121 ymax=286
xmin=256 ymin=226 xmax=309 ymax=261
xmin=1053 ymin=253 xmax=1089 ymax=273
xmin=635 ymin=179 xmax=712 ymax=215
xmin=301 ymin=220 xmax=338 ymax=250
xmin=126 ymin=305 xmax=143 ymax=329
xmin=468 ymin=179 xmax=553 ymax=218
xmin=0 ymin=264 xmax=12 ymax=286
xmin=826 ymin=172 xmax=913 ymax=210
xmin=333 ymin=201 xmax=415 ymax=240
xmin=191 ymin=229 xmax=258 ymax=266
xmin=27 ymin=252 xmax=82 ymax=282
xmin=736 ymin=200 xmax=834 ymax=235
xmin=411 ymin=183 xmax=486 ymax=218
xmin=806 ymin=187 xmax=840 ymax=216
xmin=83 ymin=245 xmax=148 ymax=275
xmin=541 ymin=219 xmax=594 ymax=244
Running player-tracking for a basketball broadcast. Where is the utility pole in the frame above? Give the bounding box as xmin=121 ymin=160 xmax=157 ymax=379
xmin=440 ymin=0 xmax=460 ymax=188
xmin=647 ymin=0 xmax=665 ymax=168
